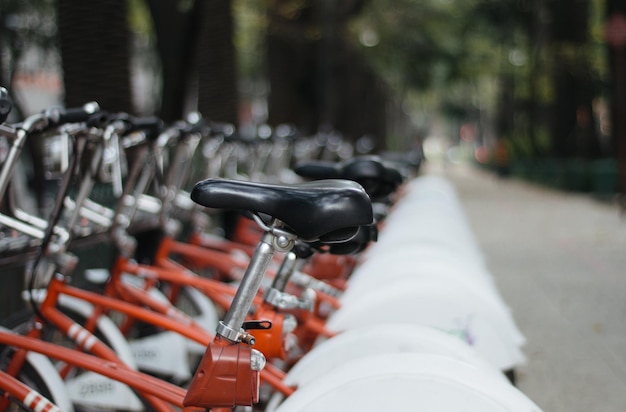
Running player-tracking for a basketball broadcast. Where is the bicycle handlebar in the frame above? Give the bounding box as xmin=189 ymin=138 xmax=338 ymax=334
xmin=106 ymin=113 xmax=163 ymax=138
xmin=44 ymin=102 xmax=101 ymax=126
xmin=0 ymin=87 xmax=11 ymax=124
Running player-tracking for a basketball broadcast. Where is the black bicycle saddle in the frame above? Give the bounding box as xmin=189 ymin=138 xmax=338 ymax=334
xmin=294 ymin=156 xmax=403 ymax=199
xmin=191 ymin=178 xmax=373 ymax=242
xmin=314 ymin=223 xmax=378 ymax=255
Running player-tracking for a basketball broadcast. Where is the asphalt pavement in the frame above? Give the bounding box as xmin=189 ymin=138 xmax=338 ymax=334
xmin=426 ymin=161 xmax=626 ymax=411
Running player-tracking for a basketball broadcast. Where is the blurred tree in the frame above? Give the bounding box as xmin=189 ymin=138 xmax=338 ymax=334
xmin=0 ymin=0 xmax=56 ymax=118
xmin=145 ymin=0 xmax=201 ymax=122
xmin=467 ymin=0 xmax=545 ymax=157
xmin=2 ymin=0 xmax=612 ymax=160
xmin=265 ymin=0 xmax=319 ymax=131
xmin=606 ymin=0 xmax=626 ymax=193
xmin=265 ymin=0 xmax=388 ymax=145
xmin=548 ymin=0 xmax=599 ymax=159
xmin=145 ymin=0 xmax=238 ymax=123
xmin=348 ymin=0 xmax=608 ymax=164
xmin=58 ymin=0 xmax=133 ymax=112
xmin=353 ymin=0 xmax=472 ymax=91
xmin=196 ymin=0 xmax=238 ymax=124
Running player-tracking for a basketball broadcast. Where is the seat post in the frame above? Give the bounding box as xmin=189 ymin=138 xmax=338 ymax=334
xmin=217 ymin=220 xmax=296 ymax=344
xmin=270 ymin=251 xmax=299 ymax=292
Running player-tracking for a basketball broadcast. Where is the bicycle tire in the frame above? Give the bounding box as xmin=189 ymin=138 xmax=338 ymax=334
xmin=2 ymin=308 xmax=159 ymax=411
xmin=3 ymin=298 xmax=136 ymax=366
xmin=0 ymin=342 xmax=74 ymax=412
xmin=124 ymin=283 xmax=218 ymax=383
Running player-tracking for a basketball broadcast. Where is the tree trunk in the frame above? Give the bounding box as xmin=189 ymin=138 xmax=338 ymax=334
xmin=606 ymin=0 xmax=626 ymax=193
xmin=266 ymin=0 xmax=386 ymax=145
xmin=196 ymin=0 xmax=238 ymax=124
xmin=548 ymin=0 xmax=597 ymax=159
xmin=146 ymin=0 xmax=202 ymax=122
xmin=58 ymin=0 xmax=132 ymax=112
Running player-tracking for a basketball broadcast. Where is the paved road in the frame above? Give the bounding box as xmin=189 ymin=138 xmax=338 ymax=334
xmin=430 ymin=163 xmax=626 ymax=411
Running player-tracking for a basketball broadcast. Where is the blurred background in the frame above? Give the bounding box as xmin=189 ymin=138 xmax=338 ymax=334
xmin=1 ymin=0 xmax=625 ymax=196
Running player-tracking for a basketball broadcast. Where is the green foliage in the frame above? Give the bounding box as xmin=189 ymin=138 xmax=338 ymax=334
xmin=348 ymin=0 xmax=526 ymax=92
xmin=128 ymin=0 xmax=154 ymax=36
xmin=233 ymin=0 xmax=268 ymax=79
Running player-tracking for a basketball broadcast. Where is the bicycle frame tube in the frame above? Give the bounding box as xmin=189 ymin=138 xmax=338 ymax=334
xmin=41 ymin=275 xmax=213 ymax=347
xmin=157 ymin=235 xmax=251 ymax=281
xmin=44 ymin=267 xmax=295 ymax=396
xmin=0 ymin=127 xmax=28 ymax=200
xmin=132 ymin=233 xmax=340 ymax=357
xmin=108 ymin=256 xmax=294 ymax=394
xmin=186 ymin=230 xmax=256 ymax=256
xmin=23 ymin=276 xmax=294 ymax=405
xmin=111 ymin=255 xmax=252 ymax=313
xmin=0 ymin=331 xmax=183 ymax=410
xmin=0 ymin=370 xmax=61 ymax=412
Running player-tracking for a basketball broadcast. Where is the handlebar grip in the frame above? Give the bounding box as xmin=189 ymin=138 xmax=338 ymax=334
xmin=0 ymin=87 xmax=12 ymax=124
xmin=130 ymin=115 xmax=163 ymax=137
xmin=183 ymin=112 xmax=206 ymax=133
xmin=111 ymin=113 xmax=163 ymax=137
xmin=210 ymin=121 xmax=236 ymax=137
xmin=48 ymin=102 xmax=101 ymax=125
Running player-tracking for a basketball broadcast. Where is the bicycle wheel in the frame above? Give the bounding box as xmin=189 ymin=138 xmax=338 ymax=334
xmin=111 ymin=279 xmax=216 ymax=384
xmin=3 ymin=297 xmax=136 ymax=366
xmin=3 ymin=307 xmax=155 ymax=411
xmin=0 ymin=337 xmax=74 ymax=411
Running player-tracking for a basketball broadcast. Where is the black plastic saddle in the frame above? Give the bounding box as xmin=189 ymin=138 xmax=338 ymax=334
xmin=191 ymin=178 xmax=373 ymax=242
xmin=294 ymin=156 xmax=404 ymax=199
xmin=318 ymin=223 xmax=378 ymax=255
xmin=290 ymin=223 xmax=377 ymax=257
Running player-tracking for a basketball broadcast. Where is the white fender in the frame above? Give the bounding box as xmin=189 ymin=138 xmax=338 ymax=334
xmin=129 ymin=331 xmax=192 ymax=382
xmin=1 ymin=324 xmax=142 ymax=411
xmin=38 ymin=292 xmax=138 ymax=368
xmin=120 ymin=275 xmax=218 ymax=355
xmin=0 ymin=327 xmax=75 ymax=412
xmin=55 ymin=282 xmax=192 ymax=405
xmin=273 ymin=353 xmax=542 ymax=412
xmin=178 ymin=286 xmax=219 ymax=355
xmin=326 ymin=278 xmax=526 ymax=370
xmin=25 ymin=351 xmax=76 ymax=412
xmin=54 ymin=295 xmax=151 ymax=409
xmin=119 ymin=276 xmax=214 ymax=375
xmin=64 ymin=371 xmax=144 ymax=411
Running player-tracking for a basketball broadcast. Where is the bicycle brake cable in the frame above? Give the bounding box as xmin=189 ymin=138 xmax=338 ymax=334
xmin=27 ymin=133 xmax=82 ymax=323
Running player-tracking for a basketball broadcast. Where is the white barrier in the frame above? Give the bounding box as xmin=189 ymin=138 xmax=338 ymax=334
xmin=274 ymin=353 xmax=541 ymax=412
xmin=271 ymin=173 xmax=538 ymax=411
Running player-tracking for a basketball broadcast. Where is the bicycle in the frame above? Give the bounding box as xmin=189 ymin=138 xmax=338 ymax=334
xmin=0 ymin=97 xmax=187 ymax=410
xmin=0 ymin=96 xmax=378 ymax=410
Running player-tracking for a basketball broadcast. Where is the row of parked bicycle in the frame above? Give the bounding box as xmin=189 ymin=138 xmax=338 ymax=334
xmin=0 ymin=87 xmax=541 ymax=411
